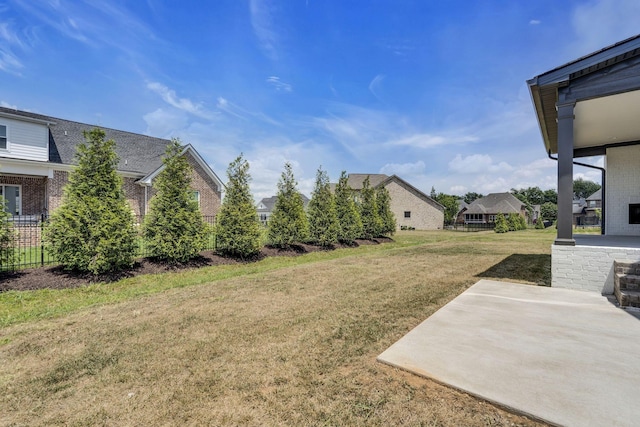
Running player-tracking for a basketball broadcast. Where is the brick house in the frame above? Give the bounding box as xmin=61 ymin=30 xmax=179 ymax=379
xmin=528 ymin=34 xmax=640 ymax=299
xmin=0 ymin=107 xmax=224 ymax=218
xmin=458 ymin=192 xmax=528 ymax=225
xmin=340 ymin=174 xmax=444 ymax=230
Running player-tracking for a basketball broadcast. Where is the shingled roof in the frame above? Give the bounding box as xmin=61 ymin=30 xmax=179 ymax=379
xmin=257 ymin=194 xmax=310 ymax=212
xmin=345 ymin=173 xmax=389 ymax=189
xmin=464 ymin=193 xmax=525 ymax=215
xmin=0 ymin=106 xmax=171 ymax=175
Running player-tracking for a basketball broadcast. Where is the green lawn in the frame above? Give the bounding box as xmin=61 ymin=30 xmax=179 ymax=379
xmin=0 ymin=229 xmax=553 ymax=426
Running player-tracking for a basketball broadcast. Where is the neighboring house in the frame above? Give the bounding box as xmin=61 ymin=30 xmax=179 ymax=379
xmin=528 ymin=34 xmax=640 ymax=296
xmin=462 ymin=193 xmax=528 ymax=225
xmin=454 ymin=199 xmax=468 ymax=224
xmin=339 ymin=173 xmax=444 ymax=230
xmin=256 ymin=194 xmax=310 ymax=225
xmin=572 ymin=197 xmax=587 ymax=226
xmin=585 ymin=189 xmax=602 ymax=224
xmin=0 ymin=107 xmax=224 ymax=218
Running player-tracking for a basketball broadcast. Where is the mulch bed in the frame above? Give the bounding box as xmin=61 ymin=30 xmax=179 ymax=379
xmin=0 ymin=238 xmax=393 ymax=292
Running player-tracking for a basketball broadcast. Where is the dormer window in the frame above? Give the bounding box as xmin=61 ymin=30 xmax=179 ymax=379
xmin=0 ymin=125 xmax=7 ymax=150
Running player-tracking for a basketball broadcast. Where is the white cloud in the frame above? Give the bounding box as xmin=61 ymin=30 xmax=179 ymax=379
xmin=529 ymin=19 xmax=541 ymax=25
xmin=570 ymin=0 xmax=640 ymax=55
xmin=0 ymin=100 xmax=17 ymax=109
xmin=143 ymin=108 xmax=189 ymax=138
xmin=250 ymin=0 xmax=280 ymax=61
xmin=389 ymin=133 xmax=477 ymax=149
xmin=450 ymin=185 xmax=467 ymax=195
xmin=266 ymin=76 xmax=292 ymax=92
xmin=368 ymin=74 xmax=385 ymax=101
xmin=147 ymin=82 xmax=214 ymax=119
xmin=448 ymin=154 xmax=513 ymax=174
xmin=0 ymin=51 xmax=23 ymax=74
xmin=380 ymin=160 xmax=426 ymax=176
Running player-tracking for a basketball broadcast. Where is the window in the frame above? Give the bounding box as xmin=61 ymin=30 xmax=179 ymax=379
xmin=630 ymin=204 xmax=640 ymax=224
xmin=191 ymin=190 xmax=200 ymax=207
xmin=0 ymin=185 xmax=20 ymax=215
xmin=404 ymin=211 xmax=411 ymax=218
xmin=488 ymin=215 xmax=496 ymax=223
xmin=0 ymin=125 xmax=6 ymax=150
xmin=465 ymin=213 xmax=483 ymax=223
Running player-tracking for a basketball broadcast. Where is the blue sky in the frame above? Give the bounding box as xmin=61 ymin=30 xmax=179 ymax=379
xmin=1 ymin=0 xmax=638 ymax=200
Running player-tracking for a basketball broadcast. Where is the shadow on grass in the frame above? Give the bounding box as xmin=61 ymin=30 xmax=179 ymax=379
xmin=476 ymin=254 xmax=551 ymax=286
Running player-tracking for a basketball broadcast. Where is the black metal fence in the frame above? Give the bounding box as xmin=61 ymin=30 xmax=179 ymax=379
xmin=0 ymin=214 xmax=217 ymax=271
xmin=446 ymin=223 xmax=496 ymax=232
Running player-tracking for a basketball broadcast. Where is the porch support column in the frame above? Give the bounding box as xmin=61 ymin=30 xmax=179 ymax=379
xmin=556 ymin=101 xmax=576 ymax=246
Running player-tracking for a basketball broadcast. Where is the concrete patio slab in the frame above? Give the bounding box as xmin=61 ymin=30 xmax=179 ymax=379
xmin=377 ymin=280 xmax=640 ymax=427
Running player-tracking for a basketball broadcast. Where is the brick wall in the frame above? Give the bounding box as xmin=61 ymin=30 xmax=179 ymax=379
xmin=0 ymin=174 xmax=47 ymax=215
xmin=185 ymin=151 xmax=222 ymax=217
xmin=385 ymin=181 xmax=444 ymax=230
xmin=41 ymin=152 xmax=222 ymax=218
xmin=552 ymin=244 xmax=640 ymax=293
xmin=123 ymin=177 xmax=145 ymax=216
xmin=606 ymin=145 xmax=640 ymax=235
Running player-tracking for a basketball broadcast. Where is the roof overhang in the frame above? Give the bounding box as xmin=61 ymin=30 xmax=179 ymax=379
xmin=528 ymin=34 xmax=640 ymax=157
xmin=0 ymin=111 xmax=56 ymax=126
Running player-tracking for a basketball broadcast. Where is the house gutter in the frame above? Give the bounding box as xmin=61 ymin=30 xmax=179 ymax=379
xmin=547 ymin=151 xmax=605 ymax=235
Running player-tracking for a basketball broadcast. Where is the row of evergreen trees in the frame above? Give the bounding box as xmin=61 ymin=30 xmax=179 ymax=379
xmin=216 ymin=156 xmax=396 ymax=258
xmin=42 ymin=130 xmax=396 ymax=274
xmin=44 ymin=129 xmax=208 ymax=274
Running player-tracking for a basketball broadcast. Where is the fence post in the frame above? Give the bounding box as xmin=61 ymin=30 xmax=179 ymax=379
xmin=40 ymin=213 xmax=45 ymax=267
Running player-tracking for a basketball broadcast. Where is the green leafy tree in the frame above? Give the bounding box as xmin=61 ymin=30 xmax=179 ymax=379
xmin=573 ymin=178 xmax=601 ymax=199
xmin=376 ymin=185 xmax=396 ymax=236
xmin=307 ymin=167 xmax=339 ymax=247
xmin=44 ymin=128 xmax=137 ymax=274
xmin=494 ymin=213 xmax=509 ymax=233
xmin=142 ymin=139 xmax=206 ymax=262
xmin=512 ymin=186 xmax=545 ymax=206
xmin=535 ymin=217 xmax=546 ymax=229
xmin=267 ymin=162 xmax=309 ymax=247
xmin=359 ymin=176 xmax=382 ymax=239
xmin=335 ymin=171 xmax=362 ymax=244
xmin=0 ymin=200 xmax=17 ymax=268
xmin=543 ymin=189 xmax=558 ymax=204
xmin=540 ymin=202 xmax=558 ymax=222
xmin=216 ymin=154 xmax=262 ymax=258
xmin=433 ymin=191 xmax=460 ymax=225
xmin=463 ymin=192 xmax=483 ymax=204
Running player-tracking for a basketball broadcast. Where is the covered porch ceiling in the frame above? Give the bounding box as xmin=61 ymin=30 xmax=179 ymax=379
xmin=528 ymin=34 xmax=640 ymax=157
xmin=574 ymin=89 xmax=640 ymax=151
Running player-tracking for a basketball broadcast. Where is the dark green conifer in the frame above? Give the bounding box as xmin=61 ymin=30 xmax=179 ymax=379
xmin=142 ymin=139 xmax=206 ymax=262
xmin=267 ymin=163 xmax=309 ymax=247
xmin=216 ymin=154 xmax=262 ymax=258
xmin=44 ymin=128 xmax=136 ymax=274
xmin=307 ymin=167 xmax=339 ymax=247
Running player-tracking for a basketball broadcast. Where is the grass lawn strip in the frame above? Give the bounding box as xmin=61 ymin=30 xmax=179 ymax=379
xmin=0 ymin=230 xmax=553 ymax=426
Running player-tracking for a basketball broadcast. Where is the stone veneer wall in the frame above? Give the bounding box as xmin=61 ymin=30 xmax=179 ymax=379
xmin=606 ymin=145 xmax=640 ymax=236
xmin=552 ymin=244 xmax=640 ymax=294
xmin=384 ymin=180 xmax=444 ymax=230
